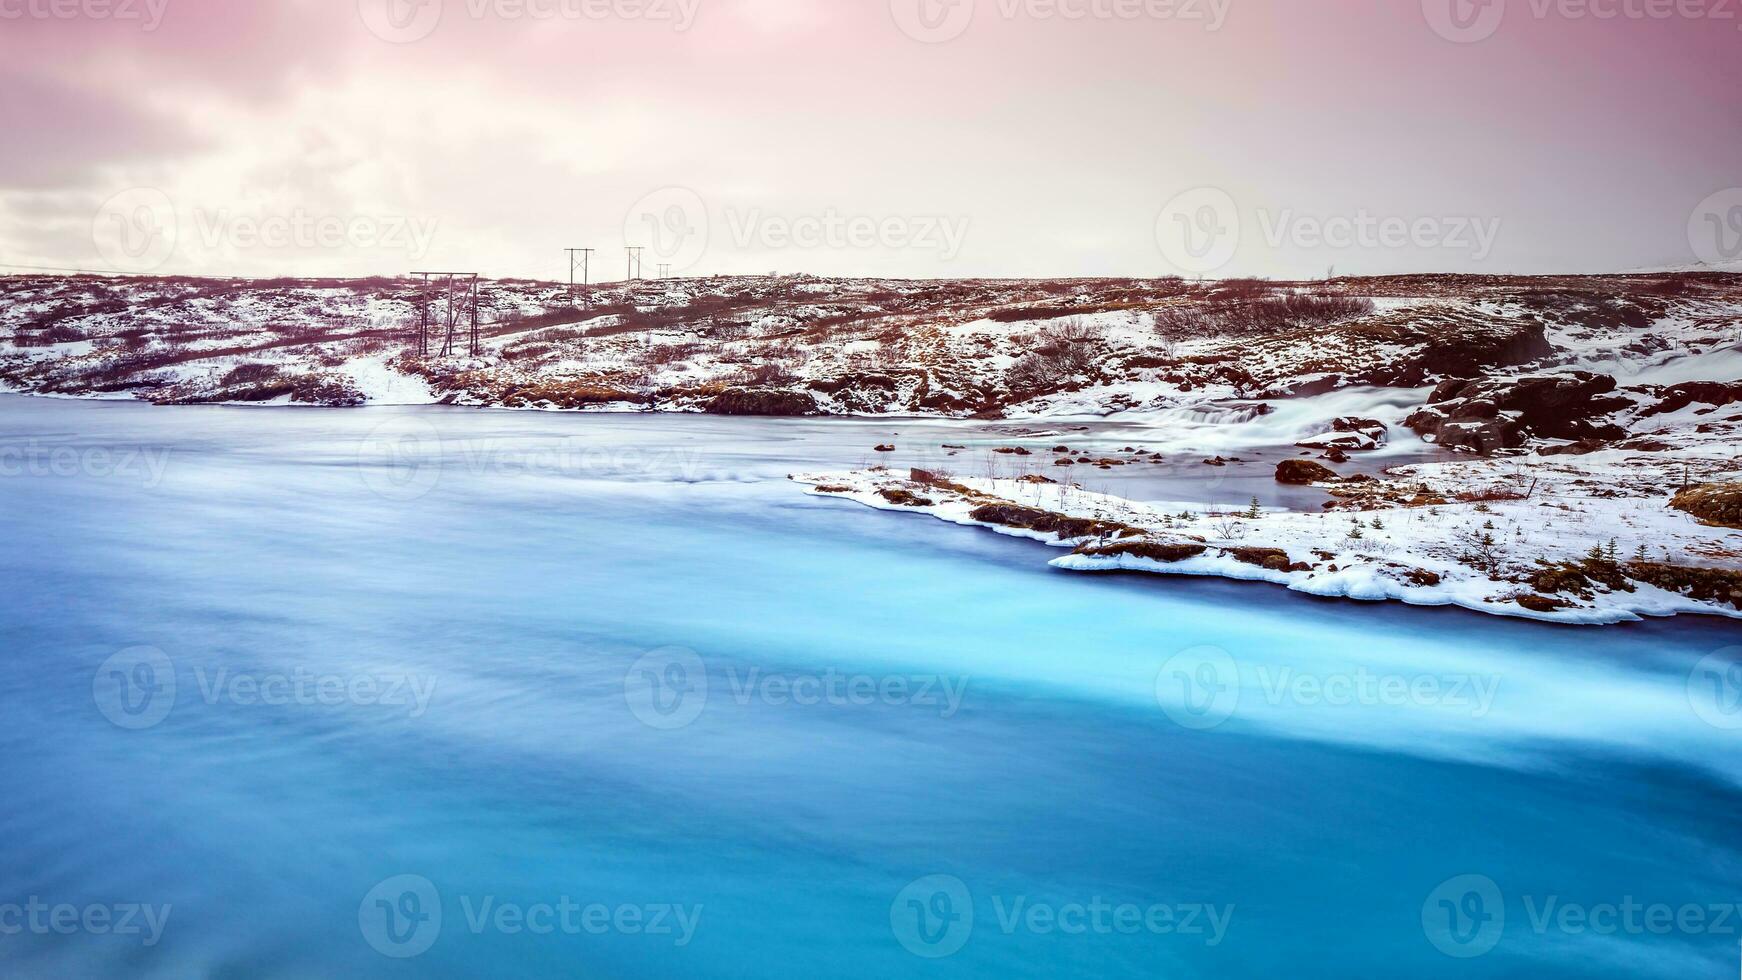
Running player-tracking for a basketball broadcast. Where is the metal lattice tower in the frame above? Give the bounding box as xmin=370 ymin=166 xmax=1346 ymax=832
xmin=410 ymin=272 xmax=481 ymax=358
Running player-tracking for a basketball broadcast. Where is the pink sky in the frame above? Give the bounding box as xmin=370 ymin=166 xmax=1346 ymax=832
xmin=1 ymin=0 xmax=1738 ymax=281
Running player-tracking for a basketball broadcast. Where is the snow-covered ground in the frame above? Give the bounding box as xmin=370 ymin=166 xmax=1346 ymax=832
xmin=4 ymin=269 xmax=1738 ymax=624
xmin=794 ymin=458 xmax=1742 ymax=625
xmin=1 ymin=271 xmax=1734 ymax=418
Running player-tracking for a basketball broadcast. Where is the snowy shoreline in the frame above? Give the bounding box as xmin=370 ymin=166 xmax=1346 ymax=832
xmin=792 ymin=466 xmax=1742 ymax=627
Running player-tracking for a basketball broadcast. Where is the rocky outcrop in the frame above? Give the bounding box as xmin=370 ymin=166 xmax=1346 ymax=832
xmin=1276 ymin=459 xmax=1340 ymax=484
xmin=878 ymin=488 xmax=934 ymax=507
xmin=705 ymin=388 xmax=820 ymax=416
xmin=968 ymin=503 xmax=1140 ymax=540
xmin=1297 ymin=417 xmax=1388 ymax=452
xmin=1643 ymin=381 xmax=1742 ymax=417
xmin=1073 ymin=540 xmax=1209 ymax=563
xmin=1225 ymin=309 xmax=1555 ymax=393
xmin=1671 ymin=483 xmax=1742 ymax=529
xmin=1405 ymin=372 xmax=1631 ymax=452
xmin=1227 ymin=547 xmax=1312 ymax=572
xmin=1627 ymin=562 xmax=1742 ymax=611
xmin=1344 ymin=312 xmax=1553 ymax=387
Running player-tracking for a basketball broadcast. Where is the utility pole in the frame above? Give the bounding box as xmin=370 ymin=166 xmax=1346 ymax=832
xmin=626 ymin=247 xmax=644 ymax=281
xmin=657 ymin=263 xmax=671 ymax=280
xmin=468 ymin=275 xmax=481 ymax=356
xmin=566 ymin=248 xmax=595 ymax=306
xmin=410 ymin=272 xmax=480 ymax=359
xmin=416 ymin=277 xmax=431 ymax=356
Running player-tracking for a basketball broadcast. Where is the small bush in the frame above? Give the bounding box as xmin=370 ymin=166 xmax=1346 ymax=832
xmin=221 ymin=363 xmax=281 ymax=386
xmin=1007 ymin=319 xmax=1104 ymax=393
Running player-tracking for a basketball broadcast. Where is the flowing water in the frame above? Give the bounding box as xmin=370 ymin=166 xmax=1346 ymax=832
xmin=0 ymin=395 xmax=1738 ymax=978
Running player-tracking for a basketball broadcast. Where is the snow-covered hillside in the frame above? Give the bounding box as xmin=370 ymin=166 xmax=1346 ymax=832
xmin=5 ymin=269 xmax=1739 ymax=623
xmin=3 ymin=271 xmax=1737 ymax=420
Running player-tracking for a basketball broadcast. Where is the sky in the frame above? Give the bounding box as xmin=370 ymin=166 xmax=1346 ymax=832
xmin=1 ymin=0 xmax=1739 ymax=282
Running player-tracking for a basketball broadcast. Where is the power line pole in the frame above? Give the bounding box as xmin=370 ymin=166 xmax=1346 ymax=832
xmin=566 ymin=248 xmax=594 ymax=306
xmin=410 ymin=272 xmax=479 ymax=359
xmin=468 ymin=275 xmax=481 ymax=356
xmin=657 ymin=263 xmax=671 ymax=280
xmin=626 ymin=247 xmax=644 ymax=282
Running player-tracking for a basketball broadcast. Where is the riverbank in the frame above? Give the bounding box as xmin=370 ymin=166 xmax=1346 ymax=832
xmin=794 ymin=460 xmax=1742 ymax=625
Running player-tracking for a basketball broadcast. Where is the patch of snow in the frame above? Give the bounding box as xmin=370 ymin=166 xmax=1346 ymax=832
xmin=342 ymin=356 xmax=438 ymax=405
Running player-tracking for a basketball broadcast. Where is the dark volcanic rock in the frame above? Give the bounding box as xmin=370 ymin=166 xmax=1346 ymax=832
xmin=1276 ymin=459 xmax=1340 ymax=484
xmin=705 ymin=388 xmax=820 ymax=416
xmin=1298 ymin=417 xmax=1388 ymax=453
xmin=1405 ymin=372 xmax=1631 ymax=452
xmin=1333 ymin=416 xmax=1387 ymax=434
xmin=1643 ymin=381 xmax=1742 ymax=417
